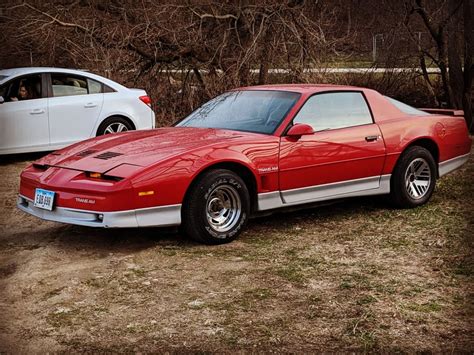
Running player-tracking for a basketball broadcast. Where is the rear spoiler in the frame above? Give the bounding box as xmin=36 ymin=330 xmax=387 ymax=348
xmin=419 ymin=108 xmax=464 ymax=116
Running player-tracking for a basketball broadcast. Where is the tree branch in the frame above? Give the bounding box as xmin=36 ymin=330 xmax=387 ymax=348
xmin=22 ymin=2 xmax=89 ymax=33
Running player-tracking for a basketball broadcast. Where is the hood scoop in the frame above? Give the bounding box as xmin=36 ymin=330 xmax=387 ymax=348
xmin=94 ymin=151 xmax=124 ymax=160
xmin=76 ymin=149 xmax=98 ymax=157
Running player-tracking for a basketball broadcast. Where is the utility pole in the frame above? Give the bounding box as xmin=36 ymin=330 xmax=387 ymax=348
xmin=372 ymin=34 xmax=384 ymax=62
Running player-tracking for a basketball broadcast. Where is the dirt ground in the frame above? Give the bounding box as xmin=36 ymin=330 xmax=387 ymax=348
xmin=0 ymin=149 xmax=472 ymax=353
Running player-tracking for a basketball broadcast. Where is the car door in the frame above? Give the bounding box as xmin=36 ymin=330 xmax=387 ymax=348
xmin=0 ymin=73 xmax=50 ymax=153
xmin=279 ymin=91 xmax=386 ymax=204
xmin=47 ymin=73 xmax=104 ymax=146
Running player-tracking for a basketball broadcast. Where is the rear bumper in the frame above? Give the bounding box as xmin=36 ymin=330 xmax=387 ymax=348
xmin=17 ymin=195 xmax=181 ymax=228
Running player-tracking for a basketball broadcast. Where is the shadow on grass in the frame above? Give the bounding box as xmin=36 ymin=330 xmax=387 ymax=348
xmin=7 ymin=194 xmax=393 ymax=255
xmin=4 ymin=224 xmax=195 ymax=256
xmin=0 ymin=151 xmax=50 ymax=166
xmin=249 ymin=194 xmax=390 ymax=227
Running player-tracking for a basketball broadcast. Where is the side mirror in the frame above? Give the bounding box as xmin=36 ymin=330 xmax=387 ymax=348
xmin=286 ymin=123 xmax=314 ymax=137
xmin=0 ymin=96 xmax=4 ymax=104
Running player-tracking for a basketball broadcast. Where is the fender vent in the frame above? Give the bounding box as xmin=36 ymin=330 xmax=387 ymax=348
xmin=77 ymin=149 xmax=98 ymax=157
xmin=94 ymin=151 xmax=123 ymax=160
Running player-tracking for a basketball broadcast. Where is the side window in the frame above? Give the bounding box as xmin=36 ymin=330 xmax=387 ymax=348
xmin=87 ymin=78 xmax=102 ymax=94
xmin=293 ymin=92 xmax=373 ymax=131
xmin=103 ymin=84 xmax=116 ymax=93
xmin=1 ymin=74 xmax=42 ymax=102
xmin=51 ymin=74 xmax=89 ymax=97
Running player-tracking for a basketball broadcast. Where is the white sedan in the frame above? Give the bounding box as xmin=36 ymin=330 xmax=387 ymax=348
xmin=0 ymin=67 xmax=155 ymax=155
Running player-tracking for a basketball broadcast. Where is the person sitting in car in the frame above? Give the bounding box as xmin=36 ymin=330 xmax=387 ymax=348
xmin=10 ymin=85 xmax=29 ymax=101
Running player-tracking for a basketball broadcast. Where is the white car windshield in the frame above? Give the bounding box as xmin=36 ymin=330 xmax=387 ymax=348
xmin=177 ymin=90 xmax=300 ymax=134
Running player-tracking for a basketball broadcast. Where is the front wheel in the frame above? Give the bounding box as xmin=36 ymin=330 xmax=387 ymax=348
xmin=182 ymin=169 xmax=250 ymax=244
xmin=390 ymin=146 xmax=437 ymax=208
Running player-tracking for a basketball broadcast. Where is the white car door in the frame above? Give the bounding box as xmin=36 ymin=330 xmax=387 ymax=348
xmin=48 ymin=73 xmax=104 ymax=146
xmin=0 ymin=74 xmax=50 ymax=154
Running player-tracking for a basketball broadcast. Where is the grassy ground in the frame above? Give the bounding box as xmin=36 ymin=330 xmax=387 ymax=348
xmin=0 ymin=149 xmax=472 ymax=352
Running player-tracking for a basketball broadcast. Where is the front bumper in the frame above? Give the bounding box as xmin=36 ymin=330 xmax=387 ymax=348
xmin=17 ymin=195 xmax=181 ymax=228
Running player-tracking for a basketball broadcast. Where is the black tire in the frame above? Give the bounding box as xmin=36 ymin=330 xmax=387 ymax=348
xmin=390 ymin=146 xmax=437 ymax=208
xmin=96 ymin=116 xmax=134 ymax=136
xmin=182 ymin=169 xmax=250 ymax=244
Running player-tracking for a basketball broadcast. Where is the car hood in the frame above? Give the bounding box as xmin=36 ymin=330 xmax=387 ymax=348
xmin=37 ymin=127 xmax=256 ymax=174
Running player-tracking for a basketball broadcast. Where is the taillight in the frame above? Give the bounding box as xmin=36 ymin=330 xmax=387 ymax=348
xmin=139 ymin=95 xmax=151 ymax=107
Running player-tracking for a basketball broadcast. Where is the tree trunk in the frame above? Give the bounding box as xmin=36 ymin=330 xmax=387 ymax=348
xmin=447 ymin=0 xmax=464 ymax=109
xmin=258 ymin=62 xmax=269 ymax=85
xmin=420 ymin=53 xmax=439 ymax=106
xmin=258 ymin=22 xmax=272 ymax=85
xmin=236 ymin=0 xmax=251 ymax=86
xmin=414 ymin=0 xmax=453 ymax=107
xmin=193 ymin=67 xmax=211 ymax=99
xmin=437 ymin=31 xmax=454 ymax=107
xmin=463 ymin=0 xmax=473 ymax=131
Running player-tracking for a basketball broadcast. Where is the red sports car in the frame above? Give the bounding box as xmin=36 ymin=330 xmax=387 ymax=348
xmin=18 ymin=85 xmax=471 ymax=244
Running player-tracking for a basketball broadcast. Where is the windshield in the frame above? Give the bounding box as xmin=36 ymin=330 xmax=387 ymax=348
xmin=386 ymin=96 xmax=428 ymax=116
xmin=177 ymin=90 xmax=300 ymax=134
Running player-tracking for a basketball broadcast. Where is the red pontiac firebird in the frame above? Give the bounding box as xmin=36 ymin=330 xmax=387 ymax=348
xmin=18 ymin=85 xmax=471 ymax=244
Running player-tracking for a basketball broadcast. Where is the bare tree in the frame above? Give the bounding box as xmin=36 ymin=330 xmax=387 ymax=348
xmin=461 ymin=0 xmax=473 ymax=131
xmin=0 ymin=1 xmax=351 ymax=123
xmin=401 ymin=0 xmax=472 ymax=130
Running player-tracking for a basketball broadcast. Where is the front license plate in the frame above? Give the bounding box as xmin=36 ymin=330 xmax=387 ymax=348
xmin=34 ymin=188 xmax=55 ymax=211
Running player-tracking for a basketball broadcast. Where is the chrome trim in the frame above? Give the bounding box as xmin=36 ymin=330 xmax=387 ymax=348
xmin=438 ymin=153 xmax=470 ymax=177
xmin=17 ymin=195 xmax=181 ymax=228
xmin=257 ymin=175 xmax=391 ymax=211
xmin=206 ymin=184 xmax=242 ymax=232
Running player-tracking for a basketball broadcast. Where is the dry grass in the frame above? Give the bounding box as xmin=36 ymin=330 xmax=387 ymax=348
xmin=0 ymin=148 xmax=472 ymax=352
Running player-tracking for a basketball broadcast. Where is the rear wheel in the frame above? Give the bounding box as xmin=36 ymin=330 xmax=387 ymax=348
xmin=182 ymin=169 xmax=250 ymax=244
xmin=390 ymin=146 xmax=437 ymax=208
xmin=97 ymin=116 xmax=134 ymax=136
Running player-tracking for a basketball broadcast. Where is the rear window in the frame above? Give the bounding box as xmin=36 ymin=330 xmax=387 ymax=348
xmin=386 ymin=97 xmax=428 ymax=116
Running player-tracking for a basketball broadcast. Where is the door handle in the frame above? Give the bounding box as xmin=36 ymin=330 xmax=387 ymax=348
xmin=365 ymin=135 xmax=380 ymax=142
xmin=84 ymin=103 xmax=97 ymax=108
xmin=30 ymin=109 xmax=45 ymax=115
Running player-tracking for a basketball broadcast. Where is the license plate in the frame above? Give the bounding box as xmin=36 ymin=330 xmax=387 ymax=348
xmin=34 ymin=188 xmax=55 ymax=211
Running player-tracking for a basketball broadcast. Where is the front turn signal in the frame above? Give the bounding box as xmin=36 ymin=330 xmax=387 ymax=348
xmin=86 ymin=171 xmax=123 ymax=181
xmin=138 ymin=190 xmax=154 ymax=196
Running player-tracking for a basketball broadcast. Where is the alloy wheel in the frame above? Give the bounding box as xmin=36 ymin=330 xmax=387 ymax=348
xmin=104 ymin=122 xmax=129 ymax=134
xmin=404 ymin=158 xmax=432 ymax=200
